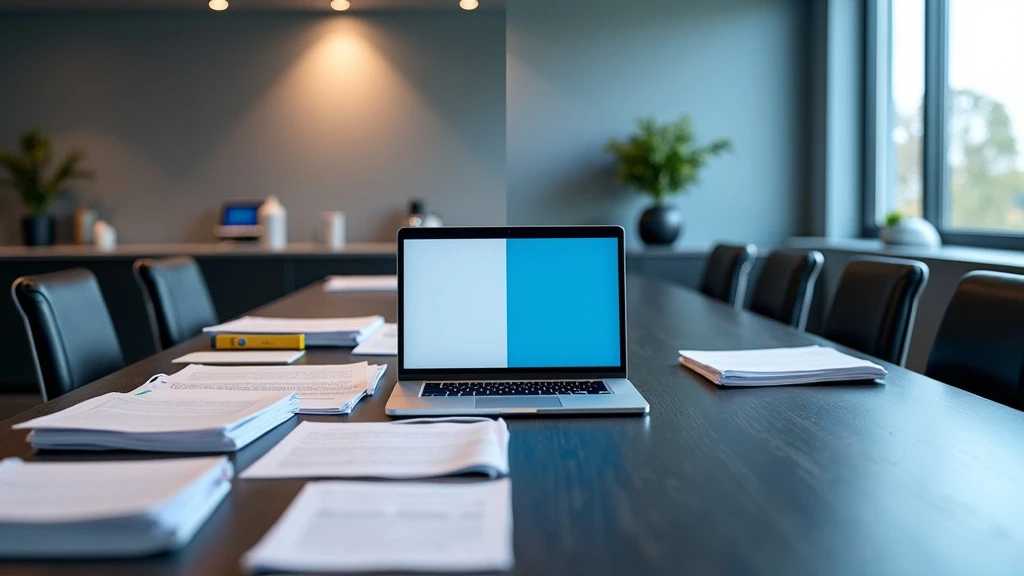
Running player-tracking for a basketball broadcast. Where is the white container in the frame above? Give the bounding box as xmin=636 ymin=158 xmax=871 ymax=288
xmin=323 ymin=211 xmax=346 ymax=251
xmin=880 ymin=217 xmax=942 ymax=248
xmin=92 ymin=220 xmax=117 ymax=252
xmin=258 ymin=195 xmax=287 ymax=251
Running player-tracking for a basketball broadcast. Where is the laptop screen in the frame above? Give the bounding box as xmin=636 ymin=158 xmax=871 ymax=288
xmin=401 ymin=232 xmax=623 ymax=373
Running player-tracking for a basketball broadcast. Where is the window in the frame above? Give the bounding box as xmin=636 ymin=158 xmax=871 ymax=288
xmin=867 ymin=0 xmax=1024 ymax=246
xmin=947 ymin=0 xmax=1024 ymax=232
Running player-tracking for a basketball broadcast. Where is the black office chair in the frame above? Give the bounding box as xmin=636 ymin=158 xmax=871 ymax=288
xmin=11 ymin=268 xmax=125 ymax=401
xmin=748 ymin=250 xmax=824 ymax=330
xmin=134 ymin=256 xmax=218 ymax=350
xmin=821 ymin=257 xmax=928 ymax=366
xmin=926 ymin=271 xmax=1024 ymax=410
xmin=699 ymin=243 xmax=757 ymax=307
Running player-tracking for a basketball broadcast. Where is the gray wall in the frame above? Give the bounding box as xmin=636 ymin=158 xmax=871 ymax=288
xmin=506 ymin=0 xmax=810 ymax=249
xmin=0 ymin=11 xmax=506 ymax=244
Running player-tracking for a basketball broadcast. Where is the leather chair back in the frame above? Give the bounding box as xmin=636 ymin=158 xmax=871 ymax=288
xmin=822 ymin=257 xmax=928 ymax=366
xmin=134 ymin=256 xmax=218 ymax=350
xmin=926 ymin=271 xmax=1024 ymax=410
xmin=11 ymin=268 xmax=125 ymax=400
xmin=699 ymin=244 xmax=757 ymax=307
xmin=749 ymin=250 xmax=824 ymax=330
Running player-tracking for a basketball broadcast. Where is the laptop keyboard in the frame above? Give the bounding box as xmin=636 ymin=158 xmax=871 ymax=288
xmin=420 ymin=381 xmax=610 ymax=397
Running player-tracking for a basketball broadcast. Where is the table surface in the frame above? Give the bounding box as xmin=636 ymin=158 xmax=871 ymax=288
xmin=1 ymin=276 xmax=1023 ymax=576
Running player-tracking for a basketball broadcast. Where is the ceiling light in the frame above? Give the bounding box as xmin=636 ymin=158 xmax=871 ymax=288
xmin=459 ymin=0 xmax=479 ymax=10
xmin=330 ymin=0 xmax=351 ymax=10
xmin=208 ymin=0 xmax=229 ymax=10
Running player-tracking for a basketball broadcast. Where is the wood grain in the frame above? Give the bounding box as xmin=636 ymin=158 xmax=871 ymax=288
xmin=0 ymin=277 xmax=1022 ymax=575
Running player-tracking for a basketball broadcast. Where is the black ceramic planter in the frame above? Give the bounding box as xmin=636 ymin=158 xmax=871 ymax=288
xmin=638 ymin=204 xmax=683 ymax=245
xmin=21 ymin=214 xmax=55 ymax=246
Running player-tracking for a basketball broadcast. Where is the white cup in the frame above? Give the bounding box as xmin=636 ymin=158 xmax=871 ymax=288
xmin=323 ymin=211 xmax=346 ymax=250
xmin=92 ymin=220 xmax=117 ymax=252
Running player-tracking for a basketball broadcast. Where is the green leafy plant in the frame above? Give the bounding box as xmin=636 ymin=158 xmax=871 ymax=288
xmin=884 ymin=211 xmax=904 ymax=227
xmin=0 ymin=128 xmax=94 ymax=215
xmin=606 ymin=115 xmax=732 ymax=204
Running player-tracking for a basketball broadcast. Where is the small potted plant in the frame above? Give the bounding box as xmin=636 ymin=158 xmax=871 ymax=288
xmin=606 ymin=115 xmax=731 ymax=245
xmin=879 ymin=211 xmax=941 ymax=248
xmin=0 ymin=128 xmax=95 ymax=246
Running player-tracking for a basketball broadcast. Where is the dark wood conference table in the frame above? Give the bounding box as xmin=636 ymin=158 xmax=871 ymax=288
xmin=1 ymin=276 xmax=1023 ymax=576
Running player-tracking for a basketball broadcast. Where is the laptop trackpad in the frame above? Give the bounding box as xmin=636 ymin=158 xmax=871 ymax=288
xmin=475 ymin=397 xmax=563 ymax=409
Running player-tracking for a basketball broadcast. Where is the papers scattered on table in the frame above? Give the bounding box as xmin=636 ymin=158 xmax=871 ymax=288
xmin=351 ymin=322 xmax=397 ymax=356
xmin=241 ymin=419 xmax=509 ymax=480
xmin=243 ymin=479 xmax=514 ymax=574
xmin=14 ymin=389 xmax=298 ymax=452
xmin=145 ymin=362 xmax=387 ymax=415
xmin=172 ymin=350 xmax=306 ymax=365
xmin=678 ymin=345 xmax=887 ymax=387
xmin=203 ymin=315 xmax=385 ymax=347
xmin=0 ymin=457 xmax=232 ymax=558
xmin=323 ymin=275 xmax=398 ymax=293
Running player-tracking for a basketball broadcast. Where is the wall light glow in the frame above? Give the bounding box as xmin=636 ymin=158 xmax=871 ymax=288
xmin=208 ymin=0 xmax=229 ymax=10
xmin=459 ymin=0 xmax=479 ymax=10
xmin=330 ymin=0 xmax=351 ymax=11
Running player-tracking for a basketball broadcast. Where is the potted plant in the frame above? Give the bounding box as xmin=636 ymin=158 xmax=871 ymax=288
xmin=879 ymin=211 xmax=941 ymax=247
xmin=606 ymin=115 xmax=731 ymax=245
xmin=0 ymin=128 xmax=95 ymax=246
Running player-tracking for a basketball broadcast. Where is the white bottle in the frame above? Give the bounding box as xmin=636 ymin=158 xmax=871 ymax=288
xmin=259 ymin=195 xmax=287 ymax=250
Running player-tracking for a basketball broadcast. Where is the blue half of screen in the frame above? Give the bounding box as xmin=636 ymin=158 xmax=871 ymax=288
xmin=505 ymin=238 xmax=621 ymax=368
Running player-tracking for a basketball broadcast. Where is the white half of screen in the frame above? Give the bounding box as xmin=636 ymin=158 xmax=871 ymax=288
xmin=403 ymin=238 xmax=508 ymax=369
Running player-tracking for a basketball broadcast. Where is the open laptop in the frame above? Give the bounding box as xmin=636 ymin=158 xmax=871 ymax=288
xmin=385 ymin=226 xmax=650 ymax=416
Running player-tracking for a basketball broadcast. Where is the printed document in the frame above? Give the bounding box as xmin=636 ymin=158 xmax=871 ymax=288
xmin=240 ymin=419 xmax=509 ymax=480
xmin=323 ymin=275 xmax=398 ymax=292
xmin=243 ymin=479 xmax=514 ymax=574
xmin=172 ymin=350 xmax=306 ymax=365
xmin=159 ymin=363 xmax=373 ymax=413
xmin=351 ymin=323 xmax=397 ymax=356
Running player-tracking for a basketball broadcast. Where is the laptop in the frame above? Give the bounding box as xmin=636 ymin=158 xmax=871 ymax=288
xmin=385 ymin=226 xmax=650 ymax=416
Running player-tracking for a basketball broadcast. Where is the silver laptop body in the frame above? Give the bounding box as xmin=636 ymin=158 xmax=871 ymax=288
xmin=385 ymin=226 xmax=650 ymax=417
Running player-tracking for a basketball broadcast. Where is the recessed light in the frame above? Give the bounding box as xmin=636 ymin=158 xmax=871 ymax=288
xmin=330 ymin=0 xmax=351 ymax=10
xmin=459 ymin=0 xmax=479 ymax=10
xmin=208 ymin=0 xmax=228 ymax=10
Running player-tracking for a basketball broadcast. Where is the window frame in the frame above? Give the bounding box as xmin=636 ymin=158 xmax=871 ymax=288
xmin=863 ymin=0 xmax=1024 ymax=250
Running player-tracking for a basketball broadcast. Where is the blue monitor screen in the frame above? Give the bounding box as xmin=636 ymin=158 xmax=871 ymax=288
xmin=222 ymin=205 xmax=259 ymax=226
xmin=402 ymin=237 xmax=622 ymax=369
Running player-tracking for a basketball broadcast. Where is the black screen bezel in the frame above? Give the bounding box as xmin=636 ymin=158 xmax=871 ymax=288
xmin=397 ymin=226 xmax=628 ymax=381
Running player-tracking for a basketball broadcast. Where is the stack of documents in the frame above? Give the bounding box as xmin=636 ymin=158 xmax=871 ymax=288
xmin=323 ymin=275 xmax=398 ymax=293
xmin=243 ymin=480 xmax=513 ymax=574
xmin=143 ymin=361 xmax=387 ymax=415
xmin=0 ymin=457 xmax=232 ymax=558
xmin=14 ymin=389 xmax=298 ymax=452
xmin=172 ymin=350 xmax=306 ymax=365
xmin=241 ymin=419 xmax=509 ymax=480
xmin=203 ymin=315 xmax=385 ymax=347
xmin=351 ymin=322 xmax=398 ymax=356
xmin=678 ymin=345 xmax=887 ymax=387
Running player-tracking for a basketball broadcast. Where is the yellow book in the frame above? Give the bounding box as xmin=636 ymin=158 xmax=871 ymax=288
xmin=212 ymin=334 xmax=305 ymax=350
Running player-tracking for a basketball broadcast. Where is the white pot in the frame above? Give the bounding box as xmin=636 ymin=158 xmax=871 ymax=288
xmin=880 ymin=217 xmax=941 ymax=248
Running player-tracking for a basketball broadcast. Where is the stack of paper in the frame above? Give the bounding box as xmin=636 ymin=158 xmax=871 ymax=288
xmin=352 ymin=323 xmax=398 ymax=356
xmin=172 ymin=350 xmax=306 ymax=365
xmin=14 ymin=389 xmax=298 ymax=452
xmin=143 ymin=362 xmax=388 ymax=415
xmin=678 ymin=345 xmax=887 ymax=387
xmin=243 ymin=480 xmax=513 ymax=574
xmin=241 ymin=419 xmax=509 ymax=480
xmin=0 ymin=457 xmax=232 ymax=558
xmin=203 ymin=315 xmax=385 ymax=347
xmin=323 ymin=275 xmax=398 ymax=293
